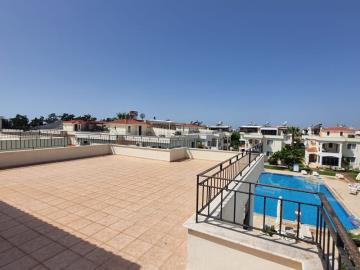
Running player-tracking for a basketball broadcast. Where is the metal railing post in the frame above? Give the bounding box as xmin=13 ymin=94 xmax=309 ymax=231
xmin=248 ymin=148 xmax=252 ymax=166
xmin=196 ymin=175 xmax=199 ymax=222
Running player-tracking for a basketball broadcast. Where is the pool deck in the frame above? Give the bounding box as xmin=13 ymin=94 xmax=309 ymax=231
xmin=265 ymin=169 xmax=360 ymax=233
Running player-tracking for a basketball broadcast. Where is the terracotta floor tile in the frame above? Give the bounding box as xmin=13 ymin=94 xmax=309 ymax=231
xmin=31 ymin=242 xmax=66 ymax=262
xmin=70 ymin=241 xmax=96 ymax=256
xmin=67 ymin=218 xmax=93 ymax=231
xmin=123 ymin=224 xmax=149 ymax=238
xmin=79 ymin=223 xmax=105 ymax=237
xmin=18 ymin=235 xmax=54 ymax=253
xmin=0 ymin=247 xmax=26 ymax=267
xmin=90 ymin=228 xmax=119 ymax=243
xmin=108 ymin=220 xmax=134 ymax=232
xmin=0 ymin=255 xmax=38 ymax=270
xmin=139 ymin=246 xmax=172 ymax=268
xmin=159 ymin=254 xmax=186 ymax=270
xmin=0 ymin=156 xmax=216 ymax=269
xmin=138 ymin=228 xmax=165 ymax=245
xmin=106 ymin=233 xmax=135 ymax=251
xmin=43 ymin=249 xmax=81 ymax=270
xmin=65 ymin=257 xmax=98 ymax=270
xmin=121 ymin=239 xmax=152 ymax=258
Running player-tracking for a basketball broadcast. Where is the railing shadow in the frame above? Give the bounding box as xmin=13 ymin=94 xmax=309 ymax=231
xmin=0 ymin=201 xmax=140 ymax=269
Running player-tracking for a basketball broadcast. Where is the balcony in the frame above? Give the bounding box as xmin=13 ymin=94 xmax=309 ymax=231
xmin=321 ymin=143 xmax=341 ymax=154
xmin=185 ymin=144 xmax=360 ymax=270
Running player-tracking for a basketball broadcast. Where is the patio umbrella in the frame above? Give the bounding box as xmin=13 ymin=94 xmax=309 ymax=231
xmin=275 ymin=196 xmax=282 ymax=232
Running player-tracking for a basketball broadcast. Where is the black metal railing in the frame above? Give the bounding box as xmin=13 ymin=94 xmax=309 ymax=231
xmin=196 ymin=144 xmax=263 ymax=222
xmin=195 ymin=146 xmax=360 ymax=270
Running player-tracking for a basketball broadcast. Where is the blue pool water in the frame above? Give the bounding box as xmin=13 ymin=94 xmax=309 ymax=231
xmin=254 ymin=173 xmax=359 ymax=230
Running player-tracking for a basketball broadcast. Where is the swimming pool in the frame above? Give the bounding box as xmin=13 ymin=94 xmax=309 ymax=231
xmin=254 ymin=173 xmax=358 ymax=230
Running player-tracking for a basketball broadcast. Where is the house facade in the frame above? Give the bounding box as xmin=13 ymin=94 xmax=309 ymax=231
xmin=239 ymin=125 xmax=291 ymax=157
xmin=105 ymin=119 xmax=151 ymax=136
xmin=62 ymin=120 xmax=105 ymax=132
xmin=304 ymin=126 xmax=360 ymax=169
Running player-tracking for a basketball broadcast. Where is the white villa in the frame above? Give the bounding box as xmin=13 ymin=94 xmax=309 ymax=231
xmin=239 ymin=124 xmax=292 ymax=157
xmin=62 ymin=119 xmax=231 ymax=150
xmin=304 ymin=126 xmax=360 ymax=169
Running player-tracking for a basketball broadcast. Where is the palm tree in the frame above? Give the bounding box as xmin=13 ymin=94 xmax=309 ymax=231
xmin=140 ymin=113 xmax=145 ymax=120
xmin=116 ymin=112 xmax=128 ymax=120
xmin=287 ymin=126 xmax=301 ymax=147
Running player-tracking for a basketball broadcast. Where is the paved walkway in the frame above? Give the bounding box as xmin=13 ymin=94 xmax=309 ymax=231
xmin=0 ymin=155 xmax=216 ymax=270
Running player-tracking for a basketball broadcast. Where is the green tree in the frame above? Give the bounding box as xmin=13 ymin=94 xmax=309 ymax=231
xmin=60 ymin=113 xmax=75 ymax=121
xmin=287 ymin=126 xmax=302 ymax=147
xmin=230 ymin=132 xmax=240 ymax=150
xmin=46 ymin=113 xmax=59 ymax=124
xmin=268 ymin=145 xmax=304 ymax=168
xmin=75 ymin=114 xmax=96 ymax=121
xmin=9 ymin=114 xmax=29 ymax=130
xmin=116 ymin=112 xmax=129 ymax=120
xmin=29 ymin=116 xmax=45 ymax=128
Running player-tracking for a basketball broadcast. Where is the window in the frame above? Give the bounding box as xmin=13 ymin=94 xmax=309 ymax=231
xmin=322 ymin=156 xmax=339 ymax=166
xmin=127 ymin=126 xmax=131 ymax=133
xmin=348 ymin=134 xmax=355 ymax=138
xmin=340 ymin=132 xmax=343 ymax=136
xmin=347 ymin=144 xmax=356 ymax=150
xmin=327 ymin=132 xmax=330 ymax=136
xmin=345 ymin=157 xmax=356 ymax=163
xmin=267 ymin=140 xmax=273 ymax=145
xmin=266 ymin=151 xmax=273 ymax=156
xmin=329 ymin=143 xmax=333 ymax=148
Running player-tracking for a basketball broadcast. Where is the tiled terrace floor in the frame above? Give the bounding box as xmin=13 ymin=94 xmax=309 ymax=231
xmin=0 ymin=155 xmax=216 ymax=270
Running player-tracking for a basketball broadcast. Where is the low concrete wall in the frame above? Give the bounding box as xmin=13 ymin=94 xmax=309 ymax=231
xmin=169 ymin=147 xmax=188 ymax=161
xmin=0 ymin=145 xmax=242 ymax=168
xmin=110 ymin=145 xmax=179 ymax=162
xmin=186 ymin=148 xmax=238 ymax=161
xmin=0 ymin=145 xmax=111 ymax=169
xmin=111 ymin=146 xmax=238 ymax=162
xmin=187 ymin=229 xmax=301 ymax=270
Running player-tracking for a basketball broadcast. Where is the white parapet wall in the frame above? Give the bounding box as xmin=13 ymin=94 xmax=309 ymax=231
xmin=110 ymin=145 xmax=187 ymax=162
xmin=0 ymin=145 xmax=111 ymax=169
xmin=0 ymin=145 xmax=242 ymax=168
xmin=186 ymin=148 xmax=239 ymax=161
xmin=111 ymin=145 xmax=239 ymax=162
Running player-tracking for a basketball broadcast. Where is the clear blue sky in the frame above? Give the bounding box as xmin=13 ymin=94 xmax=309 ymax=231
xmin=0 ymin=0 xmax=359 ymax=128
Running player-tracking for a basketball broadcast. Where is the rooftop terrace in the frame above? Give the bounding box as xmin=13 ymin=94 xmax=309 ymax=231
xmin=0 ymin=155 xmax=216 ymax=269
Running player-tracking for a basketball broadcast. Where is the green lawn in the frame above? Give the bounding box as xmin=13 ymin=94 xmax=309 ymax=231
xmin=317 ymin=169 xmax=336 ymax=177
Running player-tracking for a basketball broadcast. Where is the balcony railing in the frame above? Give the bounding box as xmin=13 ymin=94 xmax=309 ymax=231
xmin=195 ymin=144 xmax=360 ymax=270
xmin=0 ymin=131 xmax=205 ymax=151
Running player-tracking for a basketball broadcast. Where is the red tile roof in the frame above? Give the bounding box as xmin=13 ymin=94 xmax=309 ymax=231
xmin=106 ymin=119 xmax=146 ymax=125
xmin=63 ymin=120 xmax=104 ymax=124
